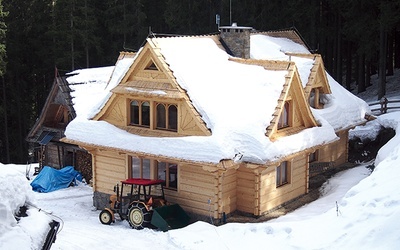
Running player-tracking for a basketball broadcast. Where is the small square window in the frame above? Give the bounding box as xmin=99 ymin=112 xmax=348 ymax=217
xmin=276 ymin=161 xmax=289 ymax=187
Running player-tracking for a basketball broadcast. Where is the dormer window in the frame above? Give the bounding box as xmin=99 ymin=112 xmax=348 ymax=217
xmin=278 ymin=101 xmax=290 ymax=129
xmin=156 ymin=103 xmax=178 ymax=132
xmin=130 ymin=100 xmax=150 ymax=127
xmin=129 ymin=100 xmax=178 ymax=132
xmin=309 ymin=88 xmax=324 ymax=109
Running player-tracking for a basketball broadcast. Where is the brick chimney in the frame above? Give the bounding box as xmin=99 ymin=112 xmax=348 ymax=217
xmin=219 ymin=23 xmax=253 ymax=59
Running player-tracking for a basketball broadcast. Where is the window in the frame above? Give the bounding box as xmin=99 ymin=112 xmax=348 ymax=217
xmin=145 ymin=61 xmax=158 ymax=71
xmin=309 ymin=150 xmax=318 ymax=163
xmin=310 ymin=88 xmax=324 ymax=109
xmin=131 ymin=157 xmax=151 ymax=179
xmin=278 ymin=101 xmax=290 ymax=129
xmin=276 ymin=161 xmax=289 ymax=187
xmin=129 ymin=100 xmax=178 ymax=132
xmin=157 ymin=161 xmax=177 ymax=190
xmin=130 ymin=100 xmax=150 ymax=127
xmin=156 ymin=103 xmax=178 ymax=131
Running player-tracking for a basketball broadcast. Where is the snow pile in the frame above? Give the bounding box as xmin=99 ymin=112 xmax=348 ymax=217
xmin=0 ymin=164 xmax=52 ymax=250
xmin=0 ymin=165 xmax=32 ymax=229
xmin=313 ymin=74 xmax=370 ymax=131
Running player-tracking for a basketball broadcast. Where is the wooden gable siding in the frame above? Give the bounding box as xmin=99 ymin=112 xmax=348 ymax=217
xmin=94 ymin=41 xmax=210 ymax=137
xmin=268 ymin=63 xmax=318 ymax=139
xmin=96 ymin=93 xmax=209 ymax=137
xmin=288 ymin=53 xmax=332 ymax=99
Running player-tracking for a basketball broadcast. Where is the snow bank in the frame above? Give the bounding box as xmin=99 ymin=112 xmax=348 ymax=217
xmin=0 ymin=164 xmax=52 ymax=250
xmin=0 ymin=164 xmax=33 ymax=230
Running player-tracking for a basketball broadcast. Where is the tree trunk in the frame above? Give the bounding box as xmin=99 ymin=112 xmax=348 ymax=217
xmin=85 ymin=0 xmax=89 ymax=68
xmin=365 ymin=60 xmax=371 ymax=87
xmin=345 ymin=41 xmax=352 ymax=90
xmin=386 ymin=28 xmax=394 ymax=76
xmin=378 ymin=23 xmax=387 ymax=99
xmin=70 ymin=2 xmax=75 ymax=71
xmin=395 ymin=28 xmax=400 ymax=69
xmin=357 ymin=53 xmax=366 ymax=93
xmin=335 ymin=11 xmax=342 ymax=83
xmin=2 ymin=76 xmax=9 ymax=163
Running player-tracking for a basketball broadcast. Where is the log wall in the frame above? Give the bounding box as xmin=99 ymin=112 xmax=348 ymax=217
xmin=236 ymin=166 xmax=258 ymax=215
xmin=258 ymin=154 xmax=308 ymax=214
xmin=45 ymin=143 xmax=62 ymax=169
xmin=92 ymin=150 xmax=127 ymax=195
xmin=318 ymin=129 xmax=348 ymax=166
xmin=218 ymin=168 xmax=237 ymax=215
xmin=91 ymin=148 xmax=312 ymax=218
xmin=165 ymin=163 xmax=220 ymax=218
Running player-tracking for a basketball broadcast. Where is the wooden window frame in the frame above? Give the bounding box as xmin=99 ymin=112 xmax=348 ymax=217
xmin=155 ymin=102 xmax=178 ymax=132
xmin=129 ymin=100 xmax=150 ymax=128
xmin=309 ymin=150 xmax=319 ymax=163
xmin=276 ymin=161 xmax=290 ymax=187
xmin=129 ymin=100 xmax=178 ymax=132
xmin=278 ymin=101 xmax=291 ymax=130
xmin=130 ymin=156 xmax=151 ymax=179
xmin=157 ymin=161 xmax=178 ymax=191
xmin=144 ymin=60 xmax=159 ymax=71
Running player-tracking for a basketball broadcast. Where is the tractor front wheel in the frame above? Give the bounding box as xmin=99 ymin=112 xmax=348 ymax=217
xmin=127 ymin=202 xmax=151 ymax=229
xmin=99 ymin=209 xmax=113 ymax=225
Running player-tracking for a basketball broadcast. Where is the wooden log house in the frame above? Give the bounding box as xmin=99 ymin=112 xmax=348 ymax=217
xmin=61 ymin=25 xmax=370 ymax=221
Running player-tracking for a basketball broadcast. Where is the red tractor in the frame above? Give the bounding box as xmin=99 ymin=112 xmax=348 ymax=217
xmin=99 ymin=178 xmax=190 ymax=231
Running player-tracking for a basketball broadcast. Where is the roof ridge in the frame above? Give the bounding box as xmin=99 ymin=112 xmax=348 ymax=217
xmin=229 ymin=58 xmax=294 ymax=71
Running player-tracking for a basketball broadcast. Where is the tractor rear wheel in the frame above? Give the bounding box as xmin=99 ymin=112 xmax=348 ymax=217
xmin=127 ymin=202 xmax=151 ymax=229
xmin=99 ymin=209 xmax=113 ymax=225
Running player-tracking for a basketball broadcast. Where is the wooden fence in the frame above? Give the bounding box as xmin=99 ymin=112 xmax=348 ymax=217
xmin=369 ymin=97 xmax=400 ymax=115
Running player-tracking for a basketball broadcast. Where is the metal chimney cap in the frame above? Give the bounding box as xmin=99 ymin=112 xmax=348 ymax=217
xmin=219 ymin=24 xmax=253 ymax=31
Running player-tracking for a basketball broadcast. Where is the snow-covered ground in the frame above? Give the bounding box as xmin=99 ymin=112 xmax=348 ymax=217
xmin=1 ymin=71 xmax=400 ymax=249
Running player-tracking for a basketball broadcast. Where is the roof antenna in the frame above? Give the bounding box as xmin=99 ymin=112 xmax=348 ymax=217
xmin=148 ymin=26 xmax=156 ymax=38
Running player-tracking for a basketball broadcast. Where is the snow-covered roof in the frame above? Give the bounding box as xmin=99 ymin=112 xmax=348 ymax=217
xmin=66 ymin=66 xmax=114 ymax=118
xmin=250 ymin=34 xmax=370 ymax=131
xmin=63 ymin=33 xmax=369 ymax=165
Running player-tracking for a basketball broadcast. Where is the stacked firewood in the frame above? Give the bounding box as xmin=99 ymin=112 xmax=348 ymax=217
xmin=76 ymin=151 xmax=92 ymax=184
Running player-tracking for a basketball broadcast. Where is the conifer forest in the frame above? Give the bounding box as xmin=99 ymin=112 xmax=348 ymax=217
xmin=0 ymin=0 xmax=399 ymax=163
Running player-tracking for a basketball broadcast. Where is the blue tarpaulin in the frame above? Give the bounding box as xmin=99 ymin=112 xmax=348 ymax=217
xmin=31 ymin=166 xmax=83 ymax=193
